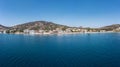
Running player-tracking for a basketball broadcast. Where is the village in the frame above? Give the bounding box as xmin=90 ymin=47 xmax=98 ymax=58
xmin=0 ymin=27 xmax=120 ymax=35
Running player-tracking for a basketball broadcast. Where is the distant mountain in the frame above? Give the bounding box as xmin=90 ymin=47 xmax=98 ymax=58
xmin=11 ymin=21 xmax=69 ymax=31
xmin=0 ymin=24 xmax=9 ymax=31
xmin=100 ymin=24 xmax=120 ymax=31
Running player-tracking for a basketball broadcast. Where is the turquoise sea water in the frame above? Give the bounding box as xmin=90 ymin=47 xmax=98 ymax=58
xmin=0 ymin=33 xmax=120 ymax=67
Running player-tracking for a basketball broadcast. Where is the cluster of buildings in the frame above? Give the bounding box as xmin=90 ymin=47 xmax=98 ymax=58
xmin=0 ymin=30 xmax=6 ymax=34
xmin=23 ymin=28 xmax=71 ymax=34
xmin=22 ymin=28 xmax=90 ymax=34
xmin=0 ymin=27 xmax=120 ymax=34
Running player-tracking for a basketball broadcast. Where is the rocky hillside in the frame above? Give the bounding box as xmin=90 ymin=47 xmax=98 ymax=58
xmin=1 ymin=21 xmax=120 ymax=32
xmin=0 ymin=24 xmax=9 ymax=31
xmin=100 ymin=24 xmax=120 ymax=31
xmin=11 ymin=21 xmax=69 ymax=31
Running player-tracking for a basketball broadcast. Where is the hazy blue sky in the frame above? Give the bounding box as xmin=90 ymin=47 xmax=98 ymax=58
xmin=0 ymin=0 xmax=120 ymax=27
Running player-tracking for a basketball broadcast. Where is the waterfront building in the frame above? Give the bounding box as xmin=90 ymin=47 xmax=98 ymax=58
xmin=29 ymin=30 xmax=35 ymax=34
xmin=39 ymin=30 xmax=44 ymax=34
xmin=100 ymin=30 xmax=106 ymax=32
xmin=3 ymin=30 xmax=6 ymax=34
xmin=24 ymin=29 xmax=30 ymax=34
xmin=66 ymin=28 xmax=72 ymax=32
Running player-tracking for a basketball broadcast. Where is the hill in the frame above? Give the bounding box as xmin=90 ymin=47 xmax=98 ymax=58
xmin=0 ymin=24 xmax=9 ymax=31
xmin=100 ymin=24 xmax=120 ymax=31
xmin=11 ymin=21 xmax=69 ymax=31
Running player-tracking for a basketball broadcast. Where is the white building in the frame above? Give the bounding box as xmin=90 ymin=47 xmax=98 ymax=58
xmin=81 ymin=29 xmax=87 ymax=33
xmin=3 ymin=30 xmax=6 ymax=34
xmin=24 ymin=29 xmax=30 ymax=34
xmin=29 ymin=30 xmax=35 ymax=34
xmin=39 ymin=30 xmax=44 ymax=34
xmin=0 ymin=30 xmax=6 ymax=34
xmin=100 ymin=30 xmax=106 ymax=32
xmin=66 ymin=28 xmax=72 ymax=32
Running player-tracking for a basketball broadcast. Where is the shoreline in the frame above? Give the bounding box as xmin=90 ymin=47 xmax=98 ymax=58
xmin=0 ymin=32 xmax=120 ymax=35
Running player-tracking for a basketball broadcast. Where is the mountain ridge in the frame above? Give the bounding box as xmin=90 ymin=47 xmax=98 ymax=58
xmin=10 ymin=21 xmax=69 ymax=31
xmin=0 ymin=21 xmax=120 ymax=31
xmin=100 ymin=24 xmax=120 ymax=31
xmin=0 ymin=24 xmax=9 ymax=31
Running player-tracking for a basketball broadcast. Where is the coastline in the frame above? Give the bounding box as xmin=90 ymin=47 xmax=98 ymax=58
xmin=0 ymin=32 xmax=120 ymax=35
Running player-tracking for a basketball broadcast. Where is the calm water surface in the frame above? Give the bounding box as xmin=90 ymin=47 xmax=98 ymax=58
xmin=0 ymin=33 xmax=120 ymax=67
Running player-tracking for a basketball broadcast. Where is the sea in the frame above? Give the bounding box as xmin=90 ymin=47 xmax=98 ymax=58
xmin=0 ymin=33 xmax=120 ymax=67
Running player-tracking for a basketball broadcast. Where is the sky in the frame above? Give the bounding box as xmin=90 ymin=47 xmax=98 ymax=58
xmin=0 ymin=0 xmax=120 ymax=27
